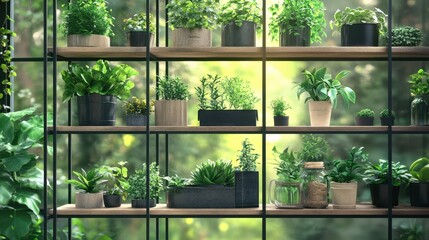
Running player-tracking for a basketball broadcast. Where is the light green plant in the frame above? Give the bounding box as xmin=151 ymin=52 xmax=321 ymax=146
xmin=66 ymin=168 xmax=106 ymax=193
xmin=99 ymin=161 xmax=129 ymax=199
xmin=272 ymin=146 xmax=302 ymax=182
xmin=356 ymin=108 xmax=375 ymax=118
xmin=390 ymin=26 xmax=423 ymax=46
xmin=408 ymin=69 xmax=429 ymax=97
xmin=191 ymin=159 xmax=235 ymax=186
xmin=128 ymin=162 xmax=164 ymax=200
xmin=218 ymin=0 xmax=262 ymax=30
xmin=123 ymin=13 xmax=155 ymax=33
xmin=123 ymin=97 xmax=154 ymax=115
xmin=327 ymin=146 xmax=368 ymax=183
xmin=299 ymin=135 xmax=331 ymax=162
xmin=163 ymin=174 xmax=192 ymax=188
xmin=156 ymin=76 xmax=191 ymax=100
xmin=166 ymin=0 xmax=219 ymax=30
xmin=270 ymin=98 xmax=291 ymax=116
xmin=363 ymin=159 xmax=411 ymax=186
xmin=237 ymin=138 xmax=259 ymax=171
xmin=409 ymin=157 xmax=429 ymax=183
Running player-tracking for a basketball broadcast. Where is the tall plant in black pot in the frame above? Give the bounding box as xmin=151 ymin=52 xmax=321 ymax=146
xmin=62 ymin=60 xmax=138 ymax=126
xmin=409 ymin=157 xmax=429 ymax=207
xmin=408 ymin=69 xmax=429 ymax=126
xmin=235 ymin=139 xmax=259 ymax=208
xmin=218 ymin=0 xmax=262 ymax=47
xmin=270 ymin=97 xmax=291 ymax=126
xmin=123 ymin=13 xmax=155 ymax=47
xmin=128 ymin=162 xmax=163 ymax=208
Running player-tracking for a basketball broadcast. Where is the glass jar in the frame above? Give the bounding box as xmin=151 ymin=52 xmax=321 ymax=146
xmin=301 ymin=162 xmax=329 ymax=208
xmin=411 ymin=96 xmax=428 ymax=126
xmin=269 ymin=180 xmax=302 ymax=208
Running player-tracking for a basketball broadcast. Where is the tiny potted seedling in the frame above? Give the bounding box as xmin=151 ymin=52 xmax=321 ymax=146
xmin=270 ymin=97 xmax=291 ymax=126
xmin=379 ymin=109 xmax=395 ymax=126
xmin=355 ymin=108 xmax=375 ymax=126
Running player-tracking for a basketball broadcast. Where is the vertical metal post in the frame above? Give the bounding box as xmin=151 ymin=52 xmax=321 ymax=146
xmin=52 ymin=0 xmax=58 ymax=237
xmin=145 ymin=0 xmax=151 ymax=239
xmin=387 ymin=0 xmax=393 ymax=240
xmin=42 ymin=0 xmax=48 ymax=237
xmin=261 ymin=0 xmax=267 ymax=239
xmin=67 ymin=98 xmax=72 ymax=240
xmin=165 ymin=1 xmax=170 ymax=239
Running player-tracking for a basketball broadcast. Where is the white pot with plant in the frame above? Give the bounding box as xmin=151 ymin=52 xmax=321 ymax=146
xmin=128 ymin=162 xmax=163 ymax=208
xmin=270 ymin=97 xmax=291 ymax=126
xmin=66 ymin=168 xmax=106 ymax=208
xmin=123 ymin=13 xmax=155 ymax=47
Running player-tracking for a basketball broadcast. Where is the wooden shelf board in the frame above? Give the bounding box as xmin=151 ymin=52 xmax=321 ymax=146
xmin=52 ymin=47 xmax=149 ymax=59
xmin=392 ymin=126 xmax=429 ymax=133
xmin=150 ymin=126 xmax=262 ymax=133
xmin=266 ymin=204 xmax=386 ymax=216
xmin=266 ymin=126 xmax=387 ymax=133
xmin=266 ymin=47 xmax=387 ymax=60
xmin=50 ymin=126 xmax=149 ymax=134
xmin=392 ymin=205 xmax=429 ymax=216
xmin=151 ymin=47 xmax=263 ymax=60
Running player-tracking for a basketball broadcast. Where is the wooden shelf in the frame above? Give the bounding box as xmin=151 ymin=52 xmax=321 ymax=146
xmin=49 ymin=126 xmax=149 ymax=134
xmin=51 ymin=47 xmax=150 ymax=60
xmin=266 ymin=126 xmax=387 ymax=133
xmin=149 ymin=126 xmax=262 ymax=134
xmin=152 ymin=47 xmax=263 ymax=60
xmin=392 ymin=126 xmax=429 ymax=133
xmin=266 ymin=204 xmax=386 ymax=216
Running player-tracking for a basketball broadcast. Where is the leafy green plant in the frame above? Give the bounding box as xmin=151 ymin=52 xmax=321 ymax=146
xmin=390 ymin=26 xmax=423 ymax=46
xmin=272 ymin=146 xmax=302 ymax=182
xmin=408 ymin=69 xmax=429 ymax=97
xmin=296 ymin=67 xmax=356 ymax=109
xmin=163 ymin=174 xmax=192 ymax=188
xmin=191 ymin=159 xmax=235 ymax=186
xmin=166 ymin=0 xmax=219 ymax=30
xmin=61 ymin=0 xmax=114 ymax=37
xmin=156 ymin=76 xmax=191 ymax=100
xmin=99 ymin=161 xmax=129 ymax=199
xmin=363 ymin=159 xmax=412 ymax=186
xmin=218 ymin=0 xmax=262 ymax=29
xmin=123 ymin=97 xmax=153 ymax=115
xmin=128 ymin=162 xmax=164 ymax=200
xmin=299 ymin=134 xmax=331 ymax=162
xmin=394 ymin=220 xmax=424 ymax=240
xmin=222 ymin=76 xmax=259 ymax=110
xmin=61 ymin=60 xmax=138 ymax=102
xmin=123 ymin=13 xmax=155 ymax=33
xmin=356 ymin=108 xmax=375 ymax=118
xmin=0 ymin=14 xmax=16 ymax=109
xmin=380 ymin=109 xmax=396 ymax=118
xmin=330 ymin=7 xmax=387 ymax=38
xmin=268 ymin=0 xmax=326 ymax=43
xmin=270 ymin=97 xmax=291 ymax=116
xmin=237 ymin=138 xmax=259 ymax=171
xmin=409 ymin=157 xmax=429 ymax=183
xmin=66 ymin=168 xmax=106 ymax=193
xmin=327 ymin=146 xmax=368 ymax=183
xmin=195 ymin=74 xmax=225 ymax=110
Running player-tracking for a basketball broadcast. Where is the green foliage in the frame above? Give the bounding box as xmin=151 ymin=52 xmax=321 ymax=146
xmin=363 ymin=159 xmax=411 ymax=186
xmin=61 ymin=0 xmax=114 ymax=36
xmin=330 ymin=7 xmax=387 ymax=37
xmin=268 ymin=0 xmax=326 ymax=43
xmin=166 ymin=0 xmax=219 ymax=30
xmin=408 ymin=69 xmax=429 ymax=97
xmin=218 ymin=0 xmax=262 ymax=29
xmin=327 ymin=146 xmax=368 ymax=183
xmin=123 ymin=13 xmax=155 ymax=33
xmin=296 ymin=67 xmax=356 ymax=109
xmin=409 ymin=157 xmax=429 ymax=183
xmin=123 ymin=97 xmax=153 ymax=115
xmin=237 ymin=138 xmax=259 ymax=171
xmin=395 ymin=220 xmax=424 ymax=240
xmin=128 ymin=162 xmax=163 ymax=200
xmin=272 ymin=146 xmax=302 ymax=182
xmin=163 ymin=174 xmax=192 ymax=188
xmin=379 ymin=109 xmax=395 ymax=118
xmin=61 ymin=60 xmax=138 ymax=102
xmin=191 ymin=159 xmax=235 ymax=186
xmin=195 ymin=74 xmax=225 ymax=110
xmin=270 ymin=97 xmax=291 ymax=116
xmin=299 ymin=135 xmax=331 ymax=162
xmin=356 ymin=108 xmax=374 ymax=117
xmin=66 ymin=168 xmax=106 ymax=193
xmin=0 ymin=14 xmax=16 ymax=109
xmin=99 ymin=161 xmax=129 ymax=198
xmin=156 ymin=76 xmax=191 ymax=100
xmin=390 ymin=26 xmax=423 ymax=47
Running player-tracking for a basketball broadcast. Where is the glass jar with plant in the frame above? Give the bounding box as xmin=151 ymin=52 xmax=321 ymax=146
xmin=128 ymin=162 xmax=164 ymax=208
xmin=355 ymin=108 xmax=375 ymax=126
xmin=166 ymin=0 xmax=218 ymax=47
xmin=408 ymin=69 xmax=429 ymax=126
xmin=296 ymin=67 xmax=356 ymax=126
xmin=389 ymin=26 xmax=423 ymax=47
xmin=235 ymin=138 xmax=259 ymax=207
xmin=409 ymin=157 xmax=429 ymax=207
xmin=363 ymin=159 xmax=411 ymax=207
xmin=66 ymin=168 xmax=107 ymax=208
xmin=61 ymin=0 xmax=114 ymax=47
xmin=218 ymin=0 xmax=262 ymax=47
xmin=268 ymin=0 xmax=326 ymax=46
xmin=61 ymin=60 xmax=138 ymax=126
xmin=270 ymin=97 xmax=291 ymax=126
xmin=330 ymin=7 xmax=387 ymax=46
xmin=99 ymin=161 xmax=129 ymax=207
xmin=123 ymin=97 xmax=153 ymax=126
xmin=379 ymin=109 xmax=396 ymax=126
xmin=123 ymin=13 xmax=155 ymax=47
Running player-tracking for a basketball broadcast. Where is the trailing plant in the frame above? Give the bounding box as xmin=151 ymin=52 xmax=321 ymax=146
xmin=99 ymin=161 xmax=129 ymax=199
xmin=327 ymin=146 xmax=368 ymax=183
xmin=123 ymin=97 xmax=153 ymax=115
xmin=380 ymin=109 xmax=396 ymax=118
xmin=330 ymin=7 xmax=387 ymax=38
xmin=128 ymin=162 xmax=164 ymax=200
xmin=66 ymin=168 xmax=106 ymax=193
xmin=272 ymin=146 xmax=302 ymax=182
xmin=237 ymin=138 xmax=259 ymax=171
xmin=0 ymin=14 xmax=16 ymax=109
xmin=222 ymin=76 xmax=259 ymax=110
xmin=191 ymin=159 xmax=235 ymax=186
xmin=270 ymin=97 xmax=291 ymax=116
xmin=408 ymin=69 xmax=429 ymax=97
xmin=390 ymin=26 xmax=423 ymax=47
xmin=296 ymin=67 xmax=356 ymax=109
xmin=218 ymin=0 xmax=262 ymax=29
xmin=166 ymin=0 xmax=219 ymax=30
xmin=163 ymin=174 xmax=192 ymax=188
xmin=409 ymin=157 xmax=429 ymax=183
xmin=363 ymin=159 xmax=411 ymax=186
xmin=356 ymin=108 xmax=375 ymax=118
xmin=299 ymin=134 xmax=331 ymax=162
xmin=61 ymin=0 xmax=114 ymax=37
xmin=156 ymin=76 xmax=191 ymax=100
xmin=123 ymin=13 xmax=155 ymax=33
xmin=61 ymin=60 xmax=138 ymax=102
xmin=268 ymin=0 xmax=326 ymax=43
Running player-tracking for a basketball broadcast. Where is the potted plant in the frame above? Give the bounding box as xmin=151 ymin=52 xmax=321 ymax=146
xmin=380 ymin=109 xmax=396 ymax=126
xmin=235 ymin=138 xmax=259 ymax=208
xmin=299 ymin=134 xmax=331 ymax=162
xmin=296 ymin=67 xmax=356 ymax=126
xmin=195 ymin=74 xmax=259 ymax=126
xmin=66 ymin=168 xmax=106 ymax=208
xmin=326 ymin=146 xmax=368 ymax=209
xmin=270 ymin=97 xmax=291 ymax=126
xmin=99 ymin=161 xmax=129 ymax=208
xmin=269 ymin=146 xmax=302 ymax=208
xmin=61 ymin=60 xmax=139 ymax=126
xmin=218 ymin=0 xmax=262 ymax=47
xmin=123 ymin=97 xmax=153 ymax=126
xmin=330 ymin=7 xmax=387 ymax=46
xmin=166 ymin=159 xmax=235 ymax=208
xmin=355 ymin=108 xmax=375 ymax=126
xmin=409 ymin=157 xmax=429 ymax=207
xmin=155 ymin=76 xmax=190 ymax=126
xmin=123 ymin=13 xmax=155 ymax=47
xmin=61 ymin=0 xmax=114 ymax=47
xmin=166 ymin=0 xmax=218 ymax=47
xmin=268 ymin=0 xmax=326 ymax=46
xmin=128 ymin=162 xmax=163 ymax=208
xmin=408 ymin=69 xmax=429 ymax=126
xmin=389 ymin=26 xmax=423 ymax=47
xmin=363 ymin=159 xmax=411 ymax=208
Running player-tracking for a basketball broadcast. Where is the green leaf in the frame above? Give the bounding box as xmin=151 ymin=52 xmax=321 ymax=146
xmin=0 ymin=177 xmax=14 ymax=205
xmin=18 ymin=167 xmax=44 ymax=190
xmin=11 ymin=189 xmax=41 ymax=218
xmin=0 ymin=114 xmax=13 ymax=143
xmin=3 ymin=152 xmax=35 ymax=172
xmin=0 ymin=208 xmax=32 ymax=239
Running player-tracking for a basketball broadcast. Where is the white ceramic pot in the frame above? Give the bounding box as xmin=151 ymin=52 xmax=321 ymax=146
xmin=331 ymin=182 xmax=357 ymax=209
xmin=308 ymin=101 xmax=332 ymax=126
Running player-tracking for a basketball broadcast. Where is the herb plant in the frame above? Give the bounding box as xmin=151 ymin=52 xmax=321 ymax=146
xmin=128 ymin=162 xmax=164 ymax=200
xmin=409 ymin=157 xmax=429 ymax=183
xmin=408 ymin=69 xmax=429 ymax=96
xmin=272 ymin=146 xmax=302 ymax=182
xmin=61 ymin=60 xmax=138 ymax=102
xmin=327 ymin=146 xmax=368 ymax=183
xmin=390 ymin=26 xmax=423 ymax=46
xmin=270 ymin=98 xmax=291 ymax=116
xmin=191 ymin=159 xmax=235 ymax=186
xmin=123 ymin=13 xmax=155 ymax=33
xmin=380 ymin=109 xmax=396 ymax=118
xmin=163 ymin=174 xmax=192 ymax=188
xmin=296 ymin=67 xmax=356 ymax=109
xmin=66 ymin=168 xmax=106 ymax=193
xmin=123 ymin=97 xmax=153 ymax=115
xmin=363 ymin=159 xmax=411 ymax=186
xmin=156 ymin=76 xmax=191 ymax=100
xmin=99 ymin=161 xmax=129 ymax=198
xmin=196 ymin=74 xmax=225 ymax=110
xmin=268 ymin=0 xmax=326 ymax=43
xmin=237 ymin=138 xmax=259 ymax=171
xmin=218 ymin=0 xmax=262 ymax=29
xmin=299 ymin=134 xmax=331 ymax=162
xmin=356 ymin=108 xmax=375 ymax=118
xmin=0 ymin=14 xmax=16 ymax=109
xmin=166 ymin=0 xmax=219 ymax=30
xmin=222 ymin=76 xmax=259 ymax=110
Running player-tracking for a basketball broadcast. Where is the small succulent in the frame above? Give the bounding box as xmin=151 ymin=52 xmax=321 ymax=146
xmin=390 ymin=26 xmax=423 ymax=47
xmin=380 ymin=109 xmax=396 ymax=118
xmin=191 ymin=159 xmax=235 ymax=186
xmin=356 ymin=108 xmax=375 ymax=118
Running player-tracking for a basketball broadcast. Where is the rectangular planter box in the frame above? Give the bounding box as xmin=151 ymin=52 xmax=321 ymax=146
xmin=235 ymin=171 xmax=259 ymax=208
xmin=198 ymin=110 xmax=258 ymax=126
xmin=167 ymin=186 xmax=235 ymax=208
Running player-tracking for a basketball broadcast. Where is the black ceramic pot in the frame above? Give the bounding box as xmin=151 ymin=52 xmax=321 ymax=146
xmin=410 ymin=182 xmax=429 ymax=207
xmin=103 ymin=194 xmax=121 ymax=208
xmin=128 ymin=31 xmax=153 ymax=47
xmin=77 ymin=94 xmax=116 ymax=126
xmin=341 ymin=23 xmax=379 ymax=46
xmin=222 ymin=21 xmax=256 ymax=47
xmin=280 ymin=24 xmax=310 ymax=46
xmin=355 ymin=116 xmax=374 ymax=126
xmin=131 ymin=199 xmax=156 ymax=208
xmin=369 ymin=184 xmax=399 ymax=208
xmin=274 ymin=116 xmax=289 ymax=126
xmin=380 ymin=117 xmax=395 ymax=126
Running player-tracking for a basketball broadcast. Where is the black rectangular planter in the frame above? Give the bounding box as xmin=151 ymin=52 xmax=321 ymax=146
xmin=235 ymin=171 xmax=259 ymax=208
xmin=167 ymin=186 xmax=235 ymax=208
xmin=198 ymin=110 xmax=258 ymax=126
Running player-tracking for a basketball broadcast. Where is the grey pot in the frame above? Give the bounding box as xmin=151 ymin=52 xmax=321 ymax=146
xmin=125 ymin=114 xmax=147 ymax=126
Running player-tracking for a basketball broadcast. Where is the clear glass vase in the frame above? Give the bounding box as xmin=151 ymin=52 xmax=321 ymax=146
xmin=269 ymin=180 xmax=301 ymax=208
xmin=411 ymin=96 xmax=428 ymax=126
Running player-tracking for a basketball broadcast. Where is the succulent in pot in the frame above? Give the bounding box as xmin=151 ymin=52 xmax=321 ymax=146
xmin=379 ymin=109 xmax=396 ymax=126
xmin=99 ymin=161 xmax=129 ymax=207
xmin=128 ymin=162 xmax=164 ymax=208
xmin=409 ymin=157 xmax=429 ymax=207
xmin=123 ymin=13 xmax=155 ymax=47
xmin=270 ymin=97 xmax=291 ymax=126
xmin=355 ymin=108 xmax=375 ymax=126
xmin=408 ymin=69 xmax=429 ymax=126
xmin=123 ymin=97 xmax=153 ymax=126
xmin=66 ymin=168 xmax=107 ymax=208
xmin=389 ymin=26 xmax=423 ymax=47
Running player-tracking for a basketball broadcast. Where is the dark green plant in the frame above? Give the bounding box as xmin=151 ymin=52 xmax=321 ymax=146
xmin=61 ymin=60 xmax=138 ymax=102
xmin=409 ymin=157 xmax=429 ymax=183
xmin=327 ymin=146 xmax=368 ymax=183
xmin=268 ymin=0 xmax=326 ymax=43
xmin=61 ymin=0 xmax=114 ymax=37
xmin=99 ymin=161 xmax=129 ymax=199
xmin=380 ymin=109 xmax=396 ymax=118
xmin=297 ymin=67 xmax=356 ymax=109
xmin=66 ymin=168 xmax=106 ymax=193
xmin=195 ymin=74 xmax=225 ymax=110
xmin=156 ymin=76 xmax=191 ymax=100
xmin=237 ymin=138 xmax=259 ymax=171
xmin=166 ymin=0 xmax=219 ymax=30
xmin=123 ymin=13 xmax=155 ymax=33
xmin=270 ymin=97 xmax=291 ymax=116
xmin=408 ymin=69 xmax=429 ymax=97
xmin=222 ymin=76 xmax=259 ymax=110
xmin=356 ymin=108 xmax=375 ymax=118
xmin=330 ymin=7 xmax=387 ymax=38
xmin=191 ymin=159 xmax=235 ymax=186
xmin=123 ymin=97 xmax=153 ymax=115
xmin=272 ymin=146 xmax=302 ymax=182
xmin=390 ymin=26 xmax=423 ymax=47
xmin=394 ymin=220 xmax=424 ymax=240
xmin=163 ymin=174 xmax=192 ymax=188
xmin=363 ymin=159 xmax=411 ymax=186
xmin=0 ymin=14 xmax=16 ymax=109
xmin=299 ymin=134 xmax=331 ymax=162
xmin=128 ymin=162 xmax=164 ymax=200
xmin=218 ymin=0 xmax=262 ymax=29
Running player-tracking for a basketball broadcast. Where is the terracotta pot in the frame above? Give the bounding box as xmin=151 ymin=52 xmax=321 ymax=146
xmin=155 ymin=100 xmax=187 ymax=126
xmin=308 ymin=101 xmax=332 ymax=126
xmin=67 ymin=34 xmax=110 ymax=47
xmin=172 ymin=28 xmax=211 ymax=47
xmin=75 ymin=192 xmax=103 ymax=208
xmin=331 ymin=182 xmax=357 ymax=209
